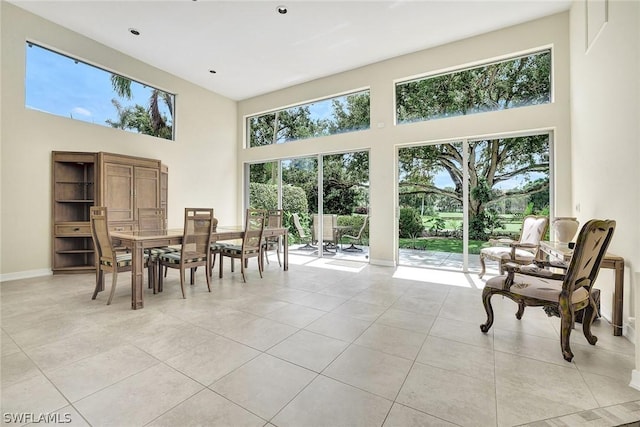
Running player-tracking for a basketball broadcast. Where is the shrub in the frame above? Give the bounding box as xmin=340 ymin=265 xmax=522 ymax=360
xmin=399 ymin=207 xmax=424 ymax=238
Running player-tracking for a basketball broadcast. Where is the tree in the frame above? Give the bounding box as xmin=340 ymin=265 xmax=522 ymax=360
xmin=399 ymin=135 xmax=549 ymax=239
xmin=109 ymin=75 xmax=173 ymax=139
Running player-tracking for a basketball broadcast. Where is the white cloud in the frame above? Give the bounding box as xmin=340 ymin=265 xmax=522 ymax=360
xmin=72 ymin=107 xmax=92 ymax=117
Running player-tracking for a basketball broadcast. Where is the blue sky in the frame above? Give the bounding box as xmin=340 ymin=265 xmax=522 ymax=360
xmin=25 ymin=43 xmax=171 ymax=129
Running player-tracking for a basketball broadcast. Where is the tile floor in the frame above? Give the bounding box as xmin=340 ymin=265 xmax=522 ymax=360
xmin=2 ymin=256 xmax=640 ymax=427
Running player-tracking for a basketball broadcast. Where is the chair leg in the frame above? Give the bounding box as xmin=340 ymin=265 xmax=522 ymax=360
xmin=157 ymin=262 xmax=163 ymax=293
xmin=92 ymin=270 xmax=104 ymax=300
xmin=240 ymin=256 xmax=246 ymax=283
xmin=515 ymin=301 xmax=526 ymax=319
xmin=205 ymin=260 xmax=212 ymax=292
xmin=219 ymin=254 xmax=224 ymax=279
xmin=478 ymin=253 xmax=486 ymax=278
xmin=106 ymin=270 xmax=118 ymax=305
xmin=276 ymin=245 xmax=281 ymax=267
xmin=190 ymin=267 xmax=196 ymax=285
xmin=179 ymin=268 xmax=186 ymax=299
xmin=559 ymin=297 xmax=574 ymax=362
xmin=582 ymin=297 xmax=599 ymax=345
xmin=479 ymin=287 xmax=495 ymax=333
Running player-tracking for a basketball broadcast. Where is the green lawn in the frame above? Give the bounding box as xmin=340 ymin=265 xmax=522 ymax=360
xmin=399 ymin=237 xmax=486 ymax=254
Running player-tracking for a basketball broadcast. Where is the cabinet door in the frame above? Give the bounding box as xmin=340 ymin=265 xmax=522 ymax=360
xmin=134 ymin=166 xmax=160 ymax=217
xmin=104 ymin=163 xmax=134 ymax=222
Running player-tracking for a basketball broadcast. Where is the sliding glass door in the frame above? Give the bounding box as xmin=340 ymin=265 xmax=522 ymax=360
xmin=398 ymin=133 xmax=550 ymax=272
xmin=247 ymin=151 xmax=369 ymax=261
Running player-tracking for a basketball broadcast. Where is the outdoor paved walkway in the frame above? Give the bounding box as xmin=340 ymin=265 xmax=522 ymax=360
xmin=288 ymin=245 xmax=501 ymax=276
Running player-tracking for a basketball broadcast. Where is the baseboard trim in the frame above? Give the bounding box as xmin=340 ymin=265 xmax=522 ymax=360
xmin=0 ymin=269 xmax=52 ymax=283
xmin=369 ymin=259 xmax=396 ymax=267
xmin=630 ymin=370 xmax=640 ymax=391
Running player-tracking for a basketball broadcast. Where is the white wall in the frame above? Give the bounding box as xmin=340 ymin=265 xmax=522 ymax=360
xmin=0 ymin=3 xmax=238 ymax=278
xmin=237 ymin=12 xmax=572 ymax=267
xmin=569 ymin=0 xmax=640 ymax=383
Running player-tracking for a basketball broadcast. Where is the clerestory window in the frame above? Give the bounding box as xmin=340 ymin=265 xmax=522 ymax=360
xmin=396 ymin=49 xmax=551 ymax=124
xmin=25 ymin=42 xmax=175 ymax=140
xmin=247 ymin=90 xmax=370 ymax=148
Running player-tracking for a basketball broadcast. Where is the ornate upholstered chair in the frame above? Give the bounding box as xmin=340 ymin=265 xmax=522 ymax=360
xmin=478 ymin=215 xmax=548 ymax=278
xmin=341 ymin=215 xmax=369 ymax=252
xmin=158 ymin=208 xmax=213 ymax=298
xmin=219 ymin=209 xmax=266 ymax=282
xmin=262 ymin=209 xmax=283 ymax=266
xmin=90 ymin=206 xmax=149 ymax=305
xmin=480 ymin=219 xmax=616 ymax=362
xmin=292 ymin=213 xmax=315 ymax=250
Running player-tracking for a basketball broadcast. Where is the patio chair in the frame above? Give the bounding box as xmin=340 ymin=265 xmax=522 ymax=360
xmin=313 ymin=214 xmax=338 ymax=252
xmin=480 ymin=219 xmax=616 ymax=362
xmin=342 ymin=215 xmax=369 ymax=252
xmin=478 ymin=215 xmax=548 ymax=278
xmin=292 ymin=213 xmax=315 ymax=250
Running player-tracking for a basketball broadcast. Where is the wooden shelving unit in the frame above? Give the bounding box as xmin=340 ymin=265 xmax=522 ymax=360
xmin=52 ymin=152 xmax=97 ymax=274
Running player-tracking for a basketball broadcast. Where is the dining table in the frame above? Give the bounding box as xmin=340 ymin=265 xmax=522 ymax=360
xmin=110 ymin=226 xmax=288 ymax=309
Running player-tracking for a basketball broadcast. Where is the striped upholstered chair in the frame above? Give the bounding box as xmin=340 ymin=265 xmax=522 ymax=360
xmin=478 ymin=215 xmax=548 ymax=278
xmin=218 ymin=209 xmax=266 ymax=282
xmin=158 ymin=208 xmax=214 ymax=298
xmin=90 ymin=206 xmax=149 ymax=305
xmin=138 ymin=207 xmax=178 ymax=293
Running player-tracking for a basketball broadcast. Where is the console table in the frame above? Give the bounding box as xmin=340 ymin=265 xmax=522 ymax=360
xmin=539 ymin=241 xmax=624 ymax=336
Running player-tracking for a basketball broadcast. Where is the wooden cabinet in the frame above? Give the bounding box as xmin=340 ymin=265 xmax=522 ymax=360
xmin=52 ymin=151 xmax=168 ymax=274
xmin=52 ymin=151 xmax=97 ymax=274
xmin=98 ymin=153 xmax=162 ymax=232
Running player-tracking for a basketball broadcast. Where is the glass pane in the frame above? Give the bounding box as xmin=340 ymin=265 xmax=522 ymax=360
xmin=26 ymin=42 xmax=175 ymax=140
xmin=247 ymin=90 xmax=370 ymax=147
xmin=396 ymin=50 xmax=551 ymax=124
xmin=322 ymin=152 xmax=370 ymax=260
xmin=469 ymin=134 xmax=550 ymax=274
xmin=398 ymin=143 xmax=464 ymax=269
xmin=248 ymin=162 xmax=279 ymax=210
xmin=282 ymin=157 xmax=317 ymax=255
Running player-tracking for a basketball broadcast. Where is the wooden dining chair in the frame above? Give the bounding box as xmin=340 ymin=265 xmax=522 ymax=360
xmin=137 ymin=207 xmax=178 ymax=293
xmin=158 ymin=208 xmax=213 ymax=298
xmin=219 ymin=209 xmax=266 ymax=282
xmin=262 ymin=209 xmax=283 ymax=267
xmin=90 ymin=206 xmax=149 ymax=305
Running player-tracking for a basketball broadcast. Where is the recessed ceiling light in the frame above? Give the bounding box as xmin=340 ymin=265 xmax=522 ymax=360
xmin=276 ymin=5 xmax=287 ymax=14
xmin=129 ymin=28 xmax=140 ymax=36
xmin=209 ymin=70 xmax=217 ymax=74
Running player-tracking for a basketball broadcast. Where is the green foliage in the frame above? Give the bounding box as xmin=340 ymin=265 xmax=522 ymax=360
xmin=107 ymin=76 xmax=173 ymax=140
xmin=337 ymin=214 xmax=369 ymax=241
xmin=248 ymin=92 xmax=370 ymax=148
xmin=396 ymin=50 xmax=551 ymax=122
xmin=249 ymin=182 xmax=308 ymax=239
xmin=399 ymin=208 xmax=424 ymax=238
xmin=427 ymin=215 xmax=446 ymax=236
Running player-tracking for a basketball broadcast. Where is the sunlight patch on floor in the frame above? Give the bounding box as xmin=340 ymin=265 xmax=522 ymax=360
xmin=393 ymin=266 xmax=490 ymax=290
xmin=305 ymin=258 xmax=367 ymax=273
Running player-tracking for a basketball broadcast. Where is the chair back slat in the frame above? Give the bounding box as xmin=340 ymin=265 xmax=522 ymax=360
xmin=244 ymin=209 xmax=266 ymax=250
xmin=90 ymin=206 xmax=115 ymax=263
xmin=564 ymin=219 xmax=616 ymax=294
xmin=138 ymin=208 xmax=166 ymax=231
xmin=267 ymin=209 xmax=283 ymax=228
xmin=182 ymin=208 xmax=214 ymax=258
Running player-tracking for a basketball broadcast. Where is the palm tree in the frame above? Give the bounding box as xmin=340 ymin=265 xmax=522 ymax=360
xmin=110 ymin=75 xmax=173 ymax=139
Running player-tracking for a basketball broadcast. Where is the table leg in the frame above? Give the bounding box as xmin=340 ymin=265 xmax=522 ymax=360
xmin=131 ymin=241 xmax=145 ymax=309
xmin=613 ymin=259 xmax=624 ymax=336
xmin=284 ymin=232 xmax=288 ymax=271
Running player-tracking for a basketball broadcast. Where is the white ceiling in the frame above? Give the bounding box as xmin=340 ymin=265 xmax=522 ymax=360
xmin=9 ymin=0 xmax=571 ymax=101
